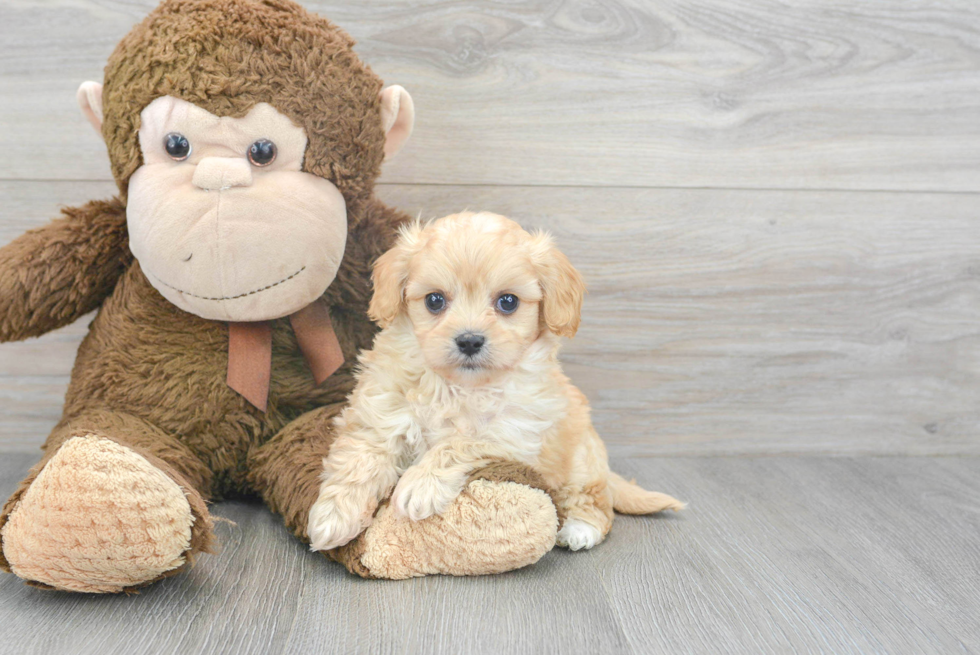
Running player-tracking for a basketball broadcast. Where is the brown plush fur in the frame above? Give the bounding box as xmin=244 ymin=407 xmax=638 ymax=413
xmin=102 ymin=0 xmax=386 ymax=205
xmin=0 ymin=0 xmax=559 ymax=590
xmin=0 ymin=198 xmax=130 ymax=341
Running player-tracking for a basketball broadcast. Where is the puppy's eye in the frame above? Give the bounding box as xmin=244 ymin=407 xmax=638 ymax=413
xmin=248 ymin=139 xmax=277 ymax=166
xmin=164 ymin=133 xmax=191 ymax=161
xmin=496 ymin=294 xmax=519 ymax=314
xmin=425 ymin=292 xmax=446 ymax=313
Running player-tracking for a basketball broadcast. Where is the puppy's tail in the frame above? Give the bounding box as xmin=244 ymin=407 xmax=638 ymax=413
xmin=610 ymin=471 xmax=685 ymax=515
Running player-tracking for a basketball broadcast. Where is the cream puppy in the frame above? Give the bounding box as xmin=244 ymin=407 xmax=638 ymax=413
xmin=308 ymin=212 xmax=683 ymax=553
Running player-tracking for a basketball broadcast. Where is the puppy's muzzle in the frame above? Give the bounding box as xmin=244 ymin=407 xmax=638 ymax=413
xmin=455 ymin=332 xmax=485 ymax=357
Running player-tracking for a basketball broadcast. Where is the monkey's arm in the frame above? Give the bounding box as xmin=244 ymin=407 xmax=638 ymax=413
xmin=357 ymin=197 xmax=412 ymax=261
xmin=0 ymin=197 xmax=131 ymax=342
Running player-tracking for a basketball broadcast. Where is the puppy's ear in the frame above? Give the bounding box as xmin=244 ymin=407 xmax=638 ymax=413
xmin=530 ymin=231 xmax=586 ymax=338
xmin=369 ymin=222 xmax=424 ymax=328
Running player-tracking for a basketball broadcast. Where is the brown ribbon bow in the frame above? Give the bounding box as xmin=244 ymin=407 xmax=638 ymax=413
xmin=226 ymin=301 xmax=344 ymax=412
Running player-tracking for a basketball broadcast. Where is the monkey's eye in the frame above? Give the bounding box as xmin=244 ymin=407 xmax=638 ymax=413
xmin=164 ymin=133 xmax=191 ymax=161
xmin=425 ymin=292 xmax=446 ymax=314
xmin=248 ymin=139 xmax=277 ymax=167
xmin=495 ymin=294 xmax=519 ymax=314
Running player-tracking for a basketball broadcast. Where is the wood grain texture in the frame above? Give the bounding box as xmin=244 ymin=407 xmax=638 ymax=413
xmin=1 ymin=0 xmax=979 ymax=190
xmin=2 ymin=181 xmax=978 ymax=456
xmin=1 ymin=454 xmax=978 ymax=654
xmin=377 ymin=183 xmax=980 ymax=457
xmin=597 ymin=456 xmax=980 ymax=654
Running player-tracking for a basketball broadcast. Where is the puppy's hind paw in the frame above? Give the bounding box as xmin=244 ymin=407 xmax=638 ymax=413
xmin=556 ymin=519 xmax=603 ymax=551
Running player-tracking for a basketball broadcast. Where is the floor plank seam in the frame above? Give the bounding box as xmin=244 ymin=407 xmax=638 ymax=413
xmin=586 ymin=548 xmax=640 ymax=655
xmin=4 ymin=178 xmax=980 ymax=197
xmin=279 ymin=550 xmax=308 ymax=655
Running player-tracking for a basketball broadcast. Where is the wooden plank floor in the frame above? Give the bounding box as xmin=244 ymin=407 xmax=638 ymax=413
xmin=1 ymin=453 xmax=978 ymax=654
xmin=2 ymin=1 xmax=980 ymax=191
xmin=2 ymin=181 xmax=978 ymax=456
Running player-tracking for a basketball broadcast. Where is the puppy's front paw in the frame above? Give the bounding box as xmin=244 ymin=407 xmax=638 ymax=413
xmin=556 ymin=519 xmax=603 ymax=551
xmin=308 ymin=493 xmax=367 ymax=552
xmin=391 ymin=468 xmax=464 ymax=522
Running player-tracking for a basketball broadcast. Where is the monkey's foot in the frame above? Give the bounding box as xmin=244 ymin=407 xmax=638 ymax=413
xmin=332 ymin=462 xmax=559 ymax=579
xmin=1 ymin=435 xmax=198 ymax=593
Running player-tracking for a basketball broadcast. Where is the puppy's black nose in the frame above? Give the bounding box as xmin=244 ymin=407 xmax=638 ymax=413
xmin=455 ymin=333 xmax=485 ymax=357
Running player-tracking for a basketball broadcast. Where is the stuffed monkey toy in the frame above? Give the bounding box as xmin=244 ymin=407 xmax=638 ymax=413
xmin=0 ymin=0 xmax=559 ymax=593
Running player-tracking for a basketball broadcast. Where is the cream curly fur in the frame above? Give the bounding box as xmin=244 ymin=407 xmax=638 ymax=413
xmin=308 ymin=212 xmax=683 ymax=553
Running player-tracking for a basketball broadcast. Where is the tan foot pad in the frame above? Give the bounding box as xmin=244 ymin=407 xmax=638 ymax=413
xmin=359 ymin=480 xmax=559 ymax=579
xmin=1 ymin=435 xmax=195 ymax=593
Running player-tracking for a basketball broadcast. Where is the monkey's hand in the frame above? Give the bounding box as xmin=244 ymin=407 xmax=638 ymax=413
xmin=0 ymin=197 xmax=130 ymax=342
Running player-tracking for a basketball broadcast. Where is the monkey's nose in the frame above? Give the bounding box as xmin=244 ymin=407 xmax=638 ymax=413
xmin=192 ymin=157 xmax=253 ymax=191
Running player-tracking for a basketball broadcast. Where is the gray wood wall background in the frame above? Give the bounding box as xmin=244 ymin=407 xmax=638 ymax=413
xmin=1 ymin=0 xmax=978 ymax=456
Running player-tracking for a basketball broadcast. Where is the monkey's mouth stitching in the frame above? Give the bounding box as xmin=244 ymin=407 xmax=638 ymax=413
xmin=149 ymin=266 xmax=307 ymax=301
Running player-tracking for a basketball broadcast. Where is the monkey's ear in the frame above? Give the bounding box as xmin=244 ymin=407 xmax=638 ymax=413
xmin=380 ymin=85 xmax=414 ymax=160
xmin=77 ymin=81 xmax=104 ymax=136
